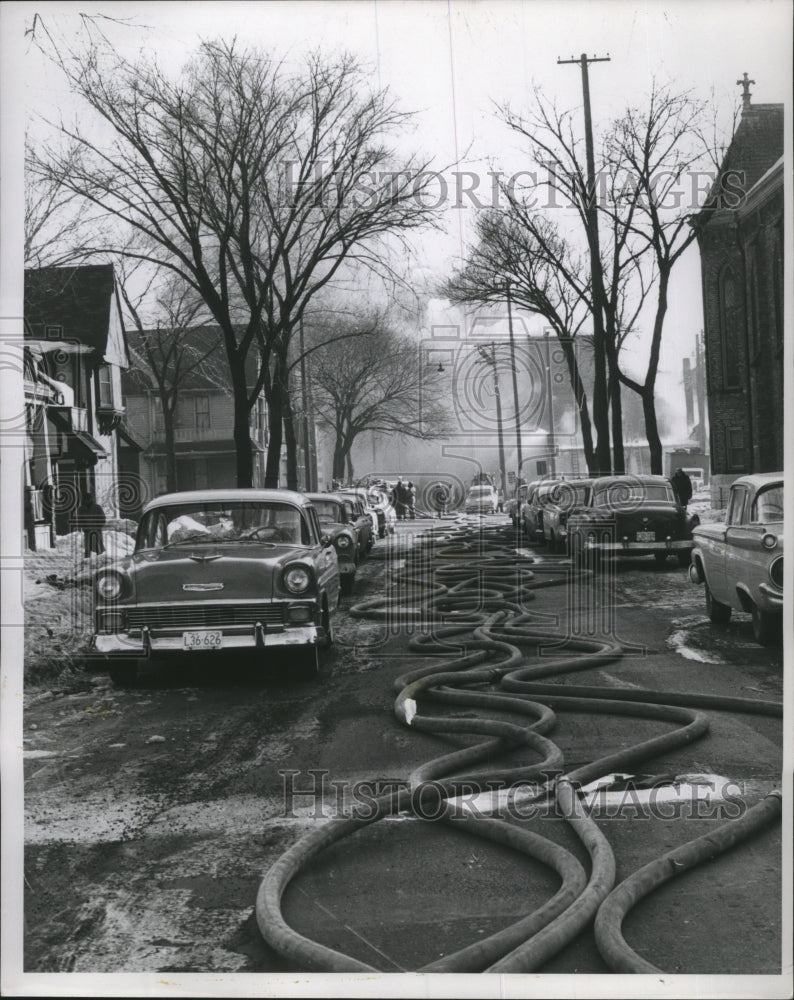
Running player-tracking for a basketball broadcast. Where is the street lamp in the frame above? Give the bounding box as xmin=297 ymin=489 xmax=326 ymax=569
xmin=476 ymin=341 xmax=507 ymax=498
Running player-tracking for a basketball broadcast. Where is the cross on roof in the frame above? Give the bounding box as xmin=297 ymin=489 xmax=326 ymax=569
xmin=737 ymin=72 xmax=755 ymax=110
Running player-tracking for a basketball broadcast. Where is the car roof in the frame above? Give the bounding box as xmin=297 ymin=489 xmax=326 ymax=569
xmin=591 ymin=475 xmax=672 ymax=489
xmin=306 ymin=493 xmax=344 ymax=503
xmin=730 ymin=472 xmax=783 ymax=489
xmin=141 ymin=488 xmax=311 ymax=515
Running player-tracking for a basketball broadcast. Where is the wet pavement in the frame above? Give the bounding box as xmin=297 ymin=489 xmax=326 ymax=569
xmin=15 ymin=515 xmax=786 ymax=990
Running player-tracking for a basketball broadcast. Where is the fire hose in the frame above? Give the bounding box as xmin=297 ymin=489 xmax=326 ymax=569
xmin=256 ymin=519 xmax=782 ymax=973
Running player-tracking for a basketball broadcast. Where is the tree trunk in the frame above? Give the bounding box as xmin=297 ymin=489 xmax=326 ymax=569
xmin=161 ymin=393 xmax=178 ymax=493
xmin=265 ymin=376 xmax=283 ymax=488
xmin=642 ymin=387 xmax=663 ymax=474
xmin=643 ymin=272 xmax=670 ymax=476
xmin=346 ymin=451 xmax=354 ymax=483
xmin=332 ymin=440 xmax=346 ymax=482
xmin=608 ymin=361 xmax=625 ymax=474
xmin=230 ymin=358 xmax=254 ymax=487
xmin=283 ymin=394 xmax=299 ymax=490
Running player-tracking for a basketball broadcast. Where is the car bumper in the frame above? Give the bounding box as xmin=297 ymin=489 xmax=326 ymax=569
xmin=93 ymin=624 xmax=323 ymax=657
xmin=757 ymin=583 xmax=784 ymax=611
xmin=585 ymin=538 xmax=694 ymax=553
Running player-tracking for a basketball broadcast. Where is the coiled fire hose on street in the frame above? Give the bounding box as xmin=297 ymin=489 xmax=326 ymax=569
xmin=256 ymin=519 xmax=783 ymax=973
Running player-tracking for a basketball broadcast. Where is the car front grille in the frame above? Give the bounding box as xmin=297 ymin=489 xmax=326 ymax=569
xmin=127 ymin=603 xmax=287 ymax=631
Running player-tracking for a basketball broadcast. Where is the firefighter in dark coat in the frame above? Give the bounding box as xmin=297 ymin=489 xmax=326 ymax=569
xmin=76 ymin=492 xmax=106 ymax=557
xmin=671 ymin=468 xmax=693 ymax=509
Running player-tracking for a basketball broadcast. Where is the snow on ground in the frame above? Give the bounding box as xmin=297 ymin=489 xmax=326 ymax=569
xmin=24 ymin=530 xmax=134 ymax=684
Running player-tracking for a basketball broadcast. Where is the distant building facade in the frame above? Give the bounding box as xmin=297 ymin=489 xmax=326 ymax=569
xmin=692 ymin=84 xmax=784 ymax=502
xmin=122 ymin=327 xmax=268 ymax=508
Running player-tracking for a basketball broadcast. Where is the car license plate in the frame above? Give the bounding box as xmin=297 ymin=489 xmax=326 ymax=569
xmin=183 ymin=630 xmax=222 ymax=650
xmin=636 ymin=531 xmax=655 ymax=542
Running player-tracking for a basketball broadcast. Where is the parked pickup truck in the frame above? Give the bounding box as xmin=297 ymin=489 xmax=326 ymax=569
xmin=688 ymin=472 xmax=784 ymax=646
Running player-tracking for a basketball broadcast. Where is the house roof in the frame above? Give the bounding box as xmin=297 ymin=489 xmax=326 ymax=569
xmin=24 ymin=264 xmax=121 ymax=355
xmin=693 ymin=101 xmax=784 ymax=228
xmin=122 ymin=324 xmax=262 ymax=394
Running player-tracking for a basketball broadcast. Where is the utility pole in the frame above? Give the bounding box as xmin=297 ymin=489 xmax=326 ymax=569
xmin=542 ymin=330 xmax=557 ymax=475
xmin=478 ymin=342 xmax=507 ymax=498
xmin=558 ymin=52 xmax=611 ymax=475
xmin=505 ymin=282 xmax=523 ymax=487
xmin=298 ymin=318 xmax=313 ymax=491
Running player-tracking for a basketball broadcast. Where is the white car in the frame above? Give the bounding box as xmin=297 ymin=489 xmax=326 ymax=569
xmin=465 ymin=485 xmax=499 ymax=515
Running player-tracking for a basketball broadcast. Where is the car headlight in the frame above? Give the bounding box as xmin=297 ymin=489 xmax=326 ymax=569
xmin=769 ymin=555 xmax=783 ymax=588
xmin=284 ymin=565 xmax=312 ymax=594
xmin=336 ymin=535 xmax=352 ymax=550
xmin=96 ymin=571 xmax=126 ymax=601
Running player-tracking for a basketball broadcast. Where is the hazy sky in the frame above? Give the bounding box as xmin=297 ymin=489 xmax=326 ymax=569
xmin=4 ymin=0 xmax=793 ymax=392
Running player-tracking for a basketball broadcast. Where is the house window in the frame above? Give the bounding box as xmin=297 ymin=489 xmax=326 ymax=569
xmin=194 ymin=394 xmax=210 ymax=430
xmin=194 ymin=459 xmax=208 ymax=489
xmin=726 ymin=426 xmax=745 ymax=471
xmin=97 ymin=364 xmax=113 ymax=407
xmin=727 ymin=485 xmax=749 ymax=526
xmin=44 ymin=325 xmax=63 ymax=340
xmin=718 ymin=265 xmax=742 ymax=388
xmin=155 ymin=461 xmax=168 ymax=496
xmin=153 ymin=397 xmax=164 ymax=432
xmin=745 ymin=246 xmax=761 ymax=359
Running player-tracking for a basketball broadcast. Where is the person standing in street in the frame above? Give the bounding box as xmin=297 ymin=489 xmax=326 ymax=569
xmin=407 ymin=481 xmax=417 ymax=519
xmin=671 ymin=468 xmax=693 ymax=509
xmin=393 ymin=478 xmax=407 ymax=520
xmin=76 ymin=491 xmax=106 ymax=558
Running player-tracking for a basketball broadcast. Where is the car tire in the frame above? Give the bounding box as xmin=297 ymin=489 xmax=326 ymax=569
xmin=751 ymin=604 xmax=781 ymax=646
xmin=299 ymin=644 xmax=321 ymax=678
xmin=705 ymin=582 xmax=731 ymax=625
xmin=340 ymin=574 xmax=355 ymax=597
xmin=108 ymin=659 xmax=139 ymax=688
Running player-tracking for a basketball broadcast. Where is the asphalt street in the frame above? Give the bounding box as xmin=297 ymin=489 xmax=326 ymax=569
xmin=20 ymin=514 xmax=785 ymax=983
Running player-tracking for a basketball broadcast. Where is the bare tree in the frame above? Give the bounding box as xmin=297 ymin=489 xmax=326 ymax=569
xmin=443 ymin=208 xmax=599 ymax=474
xmin=487 ymin=81 xmax=720 ymax=474
xmin=604 ymin=85 xmax=716 ymax=473
xmin=29 ymin=28 xmax=443 ymax=488
xmin=118 ymin=269 xmax=228 ymax=493
xmin=310 ymin=318 xmax=450 ymax=482
xmin=24 ymin=139 xmax=94 ymax=268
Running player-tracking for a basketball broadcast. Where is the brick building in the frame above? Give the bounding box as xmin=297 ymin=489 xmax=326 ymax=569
xmin=691 ymin=81 xmax=784 ymax=502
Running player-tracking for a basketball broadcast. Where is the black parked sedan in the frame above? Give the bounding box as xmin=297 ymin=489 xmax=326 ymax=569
xmin=305 ymin=494 xmax=361 ymax=595
xmin=567 ymin=474 xmax=700 ymax=568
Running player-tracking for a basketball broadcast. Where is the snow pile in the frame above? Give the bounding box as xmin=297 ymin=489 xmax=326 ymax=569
xmin=103 ymin=530 xmax=136 ymax=560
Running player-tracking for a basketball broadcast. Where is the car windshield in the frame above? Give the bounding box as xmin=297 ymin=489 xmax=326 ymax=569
xmin=593 ymin=483 xmax=675 ymax=508
xmin=312 ymin=499 xmax=344 ymax=523
xmin=470 ymin=487 xmax=492 ymax=496
xmin=546 ymin=485 xmax=590 ymax=505
xmin=136 ymin=500 xmax=309 ymax=551
xmin=752 ymin=484 xmax=784 ymax=522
